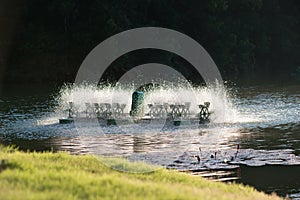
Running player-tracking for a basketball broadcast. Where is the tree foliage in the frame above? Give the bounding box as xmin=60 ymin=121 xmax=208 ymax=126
xmin=5 ymin=0 xmax=300 ymax=83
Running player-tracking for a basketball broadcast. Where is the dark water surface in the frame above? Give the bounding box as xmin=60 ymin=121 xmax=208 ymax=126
xmin=0 ymin=83 xmax=299 ymax=199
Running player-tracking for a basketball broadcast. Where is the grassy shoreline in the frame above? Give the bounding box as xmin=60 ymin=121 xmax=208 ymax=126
xmin=0 ymin=146 xmax=280 ymax=200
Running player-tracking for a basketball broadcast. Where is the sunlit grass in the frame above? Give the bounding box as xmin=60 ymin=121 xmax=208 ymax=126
xmin=0 ymin=146 xmax=280 ymax=200
xmin=97 ymin=156 xmax=162 ymax=173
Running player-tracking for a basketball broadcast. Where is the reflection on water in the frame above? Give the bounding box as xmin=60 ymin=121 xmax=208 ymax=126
xmin=0 ymin=84 xmax=300 ymax=198
xmin=232 ymin=124 xmax=300 ymax=155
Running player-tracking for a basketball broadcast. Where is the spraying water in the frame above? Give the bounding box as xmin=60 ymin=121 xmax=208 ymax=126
xmin=55 ymin=81 xmax=247 ymax=124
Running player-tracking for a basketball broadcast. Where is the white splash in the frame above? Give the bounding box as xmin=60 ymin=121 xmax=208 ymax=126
xmin=54 ymin=81 xmax=255 ymax=124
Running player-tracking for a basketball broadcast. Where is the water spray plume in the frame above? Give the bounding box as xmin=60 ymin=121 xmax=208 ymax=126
xmin=54 ymin=81 xmax=251 ymax=125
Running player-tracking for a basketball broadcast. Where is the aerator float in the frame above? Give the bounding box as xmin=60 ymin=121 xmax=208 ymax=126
xmin=59 ymin=91 xmax=211 ymax=126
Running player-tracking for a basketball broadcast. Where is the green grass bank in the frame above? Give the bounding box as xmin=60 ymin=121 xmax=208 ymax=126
xmin=0 ymin=146 xmax=281 ymax=200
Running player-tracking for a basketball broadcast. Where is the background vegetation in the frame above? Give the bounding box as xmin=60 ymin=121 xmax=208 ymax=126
xmin=1 ymin=0 xmax=300 ymax=84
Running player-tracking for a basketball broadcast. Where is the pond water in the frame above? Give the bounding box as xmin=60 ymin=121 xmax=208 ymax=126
xmin=0 ymin=83 xmax=299 ymax=199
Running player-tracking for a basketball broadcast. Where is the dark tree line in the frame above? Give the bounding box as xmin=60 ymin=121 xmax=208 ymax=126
xmin=3 ymin=0 xmax=300 ymax=84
